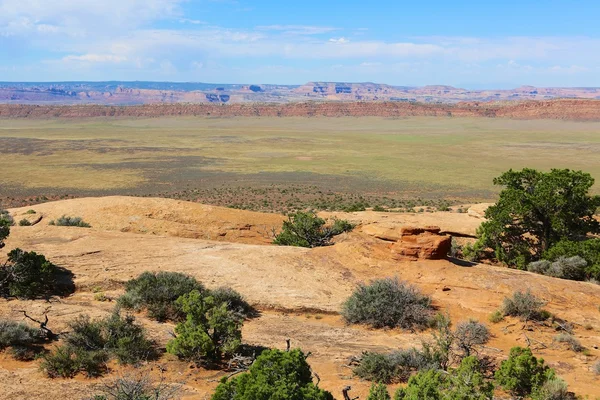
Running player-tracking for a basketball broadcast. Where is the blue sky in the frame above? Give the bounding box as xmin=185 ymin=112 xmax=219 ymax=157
xmin=1 ymin=0 xmax=599 ymax=87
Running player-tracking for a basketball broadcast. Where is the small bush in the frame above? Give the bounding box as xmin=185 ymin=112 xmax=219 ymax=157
xmin=18 ymin=219 xmax=32 ymax=226
xmin=273 ymin=211 xmax=353 ymax=248
xmin=353 ymin=352 xmax=398 ymax=383
xmin=367 ymin=383 xmax=391 ymax=400
xmin=209 ymin=287 xmax=255 ymax=319
xmin=544 ymin=238 xmax=600 ymax=281
xmin=211 ymin=348 xmax=334 ymax=400
xmin=454 ymin=320 xmax=490 ymax=357
xmin=0 ymin=319 xmax=45 ymax=360
xmin=167 ymin=290 xmax=242 ymax=363
xmin=92 ymin=371 xmax=181 ymax=400
xmin=342 ymin=278 xmax=433 ymax=330
xmin=49 ymin=215 xmax=91 ymax=228
xmin=25 ymin=210 xmax=36 ymax=214
xmin=531 ymin=378 xmax=573 ymax=400
xmin=494 ymin=347 xmax=555 ymax=397
xmin=118 ymin=271 xmax=206 ymax=322
xmin=554 ymin=333 xmax=584 ymax=352
xmin=488 ymin=310 xmax=504 ymax=323
xmin=42 ymin=311 xmax=154 ymax=378
xmin=41 ymin=345 xmax=108 ymax=378
xmin=528 ymin=256 xmax=587 ymax=281
xmin=0 ymin=248 xmax=63 ymax=299
xmin=354 ymin=347 xmax=441 ymax=384
xmin=501 ymin=290 xmax=547 ymax=321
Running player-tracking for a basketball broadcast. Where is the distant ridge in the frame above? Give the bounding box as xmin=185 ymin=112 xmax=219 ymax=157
xmin=1 ymin=81 xmax=600 ymax=105
xmin=2 ymin=99 xmax=600 ymax=121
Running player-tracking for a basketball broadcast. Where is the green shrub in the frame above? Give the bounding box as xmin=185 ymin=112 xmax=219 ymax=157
xmin=494 ymin=347 xmax=555 ymax=397
xmin=273 ymin=211 xmax=353 ymax=248
xmin=354 ymin=346 xmax=443 ymax=384
xmin=342 ymin=278 xmax=432 ymax=330
xmin=167 ymin=290 xmax=242 ymax=363
xmin=25 ymin=210 xmax=36 ymax=214
xmin=49 ymin=215 xmax=91 ymax=228
xmin=367 ymin=383 xmax=391 ymax=400
xmin=441 ymin=356 xmax=494 ymax=400
xmin=118 ymin=271 xmax=206 ymax=322
xmin=0 ymin=319 xmax=45 ymax=360
xmin=454 ymin=320 xmax=490 ymax=357
xmin=18 ymin=219 xmax=32 ymax=226
xmin=394 ymin=369 xmax=443 ymax=400
xmin=42 ymin=311 xmax=154 ymax=378
xmin=209 ymin=286 xmax=255 ymax=319
xmin=342 ymin=202 xmax=367 ymax=212
xmin=354 ymin=352 xmax=398 ymax=384
xmin=488 ymin=310 xmax=504 ymax=323
xmin=0 ymin=248 xmax=61 ymax=299
xmin=501 ymin=290 xmax=547 ymax=321
xmin=394 ymin=356 xmax=494 ymax=400
xmin=544 ymin=238 xmax=600 ymax=281
xmin=102 ymin=312 xmax=155 ymax=364
xmin=211 ymin=348 xmax=334 ymax=400
xmin=41 ymin=345 xmax=108 ymax=378
xmin=554 ymin=333 xmax=584 ymax=352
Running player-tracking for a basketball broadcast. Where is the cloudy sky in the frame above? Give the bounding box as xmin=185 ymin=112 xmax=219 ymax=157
xmin=1 ymin=0 xmax=599 ymax=88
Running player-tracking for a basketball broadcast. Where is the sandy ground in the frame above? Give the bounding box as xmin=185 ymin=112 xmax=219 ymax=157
xmin=1 ymin=196 xmax=599 ymax=399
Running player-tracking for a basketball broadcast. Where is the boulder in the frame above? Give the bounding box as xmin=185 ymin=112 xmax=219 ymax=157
xmin=391 ymin=225 xmax=452 ymax=260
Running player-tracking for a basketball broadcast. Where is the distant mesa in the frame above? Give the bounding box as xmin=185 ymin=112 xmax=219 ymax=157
xmin=2 ymin=81 xmax=600 ymax=105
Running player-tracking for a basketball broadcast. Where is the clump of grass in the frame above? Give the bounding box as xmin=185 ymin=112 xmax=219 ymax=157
xmin=19 ymin=219 xmax=32 ymax=226
xmin=489 ymin=310 xmax=505 ymax=323
xmin=501 ymin=290 xmax=548 ymax=321
xmin=25 ymin=210 xmax=36 ymax=215
xmin=49 ymin=215 xmax=91 ymax=228
xmin=554 ymin=333 xmax=584 ymax=352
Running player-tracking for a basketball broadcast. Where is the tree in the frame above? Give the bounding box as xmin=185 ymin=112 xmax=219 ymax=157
xmin=494 ymin=347 xmax=555 ymax=398
xmin=166 ymin=290 xmax=242 ymax=363
xmin=211 ymin=348 xmax=334 ymax=400
xmin=367 ymin=383 xmax=391 ymax=400
xmin=394 ymin=369 xmax=443 ymax=400
xmin=273 ymin=211 xmax=353 ymax=248
xmin=0 ymin=249 xmax=58 ymax=299
xmin=474 ymin=168 xmax=600 ymax=268
xmin=0 ymin=208 xmax=12 ymax=249
xmin=442 ymin=356 xmax=494 ymax=400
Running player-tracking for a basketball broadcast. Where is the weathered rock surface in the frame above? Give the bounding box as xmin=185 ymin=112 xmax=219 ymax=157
xmin=391 ymin=226 xmax=452 ymax=260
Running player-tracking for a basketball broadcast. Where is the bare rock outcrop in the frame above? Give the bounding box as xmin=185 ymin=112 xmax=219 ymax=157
xmin=390 ymin=226 xmax=452 ymax=260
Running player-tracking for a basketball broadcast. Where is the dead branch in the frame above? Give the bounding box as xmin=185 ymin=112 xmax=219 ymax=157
xmin=343 ymin=386 xmax=359 ymax=400
xmin=18 ymin=307 xmax=57 ymax=340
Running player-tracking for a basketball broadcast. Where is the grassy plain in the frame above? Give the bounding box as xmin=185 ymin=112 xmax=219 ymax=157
xmin=1 ymin=116 xmax=600 ymax=203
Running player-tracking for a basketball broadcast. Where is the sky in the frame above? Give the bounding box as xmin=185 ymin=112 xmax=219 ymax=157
xmin=1 ymin=0 xmax=600 ymax=88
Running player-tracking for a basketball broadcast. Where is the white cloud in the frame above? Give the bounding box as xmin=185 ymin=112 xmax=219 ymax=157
xmin=62 ymin=54 xmax=128 ymax=63
xmin=257 ymin=25 xmax=338 ymax=35
xmin=329 ymin=37 xmax=349 ymax=44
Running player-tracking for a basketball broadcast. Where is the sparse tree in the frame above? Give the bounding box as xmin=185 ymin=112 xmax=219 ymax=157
xmin=473 ymin=168 xmax=600 ymax=268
